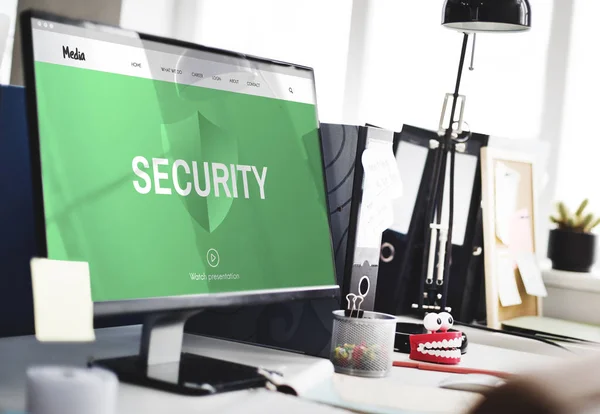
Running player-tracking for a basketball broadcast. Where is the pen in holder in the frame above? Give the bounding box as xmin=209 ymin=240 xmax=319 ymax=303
xmin=330 ymin=295 xmax=396 ymax=378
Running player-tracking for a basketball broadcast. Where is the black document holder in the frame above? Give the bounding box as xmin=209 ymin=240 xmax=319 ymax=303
xmin=374 ymin=125 xmax=489 ymax=323
xmin=343 ymin=126 xmax=396 ymax=311
xmin=320 ymin=124 xmax=361 ymax=287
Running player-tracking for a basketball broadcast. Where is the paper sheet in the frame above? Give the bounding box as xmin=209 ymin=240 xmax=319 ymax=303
xmin=30 ymin=258 xmax=95 ymax=342
xmin=440 ymin=152 xmax=478 ymax=246
xmin=355 ymin=196 xmax=394 ymax=249
xmin=361 ymin=145 xmax=403 ymax=200
xmin=496 ymin=250 xmax=522 ymax=307
xmin=390 ymin=141 xmax=428 ymax=235
xmin=509 ymin=209 xmax=534 ymax=254
xmin=515 ymin=252 xmax=548 ymax=297
xmin=277 ymin=359 xmax=334 ymax=397
xmin=356 ymin=139 xmax=402 ymax=249
xmin=494 ymin=162 xmax=521 ymax=245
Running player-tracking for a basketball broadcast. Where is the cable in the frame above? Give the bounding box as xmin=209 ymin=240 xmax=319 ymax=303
xmin=453 ymin=320 xmax=571 ymax=352
xmin=440 ymin=146 xmax=456 ymax=309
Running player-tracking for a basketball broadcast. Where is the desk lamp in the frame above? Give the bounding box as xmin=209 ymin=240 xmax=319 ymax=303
xmin=415 ymin=0 xmax=531 ymax=314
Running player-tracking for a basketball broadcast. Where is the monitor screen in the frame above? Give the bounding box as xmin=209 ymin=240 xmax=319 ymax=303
xmin=25 ymin=15 xmax=337 ymax=309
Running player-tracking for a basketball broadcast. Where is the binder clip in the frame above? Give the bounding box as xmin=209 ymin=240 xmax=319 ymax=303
xmin=345 ymin=293 xmax=364 ymax=318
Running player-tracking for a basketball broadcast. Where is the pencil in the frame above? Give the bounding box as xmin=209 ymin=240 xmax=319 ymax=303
xmin=392 ymin=360 xmax=513 ymax=379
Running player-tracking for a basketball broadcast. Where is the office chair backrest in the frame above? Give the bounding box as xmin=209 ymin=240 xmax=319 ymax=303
xmin=0 ymin=85 xmax=36 ymax=336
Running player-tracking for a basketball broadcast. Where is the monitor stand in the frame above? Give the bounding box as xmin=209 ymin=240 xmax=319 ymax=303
xmin=92 ymin=311 xmax=267 ymax=395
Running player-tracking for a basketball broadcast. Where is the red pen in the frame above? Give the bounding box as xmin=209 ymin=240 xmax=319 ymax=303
xmin=392 ymin=360 xmax=513 ymax=379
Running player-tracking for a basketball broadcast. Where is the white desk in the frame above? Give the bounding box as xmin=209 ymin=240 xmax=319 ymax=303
xmin=0 ymin=324 xmax=570 ymax=414
xmin=0 ymin=325 xmax=333 ymax=414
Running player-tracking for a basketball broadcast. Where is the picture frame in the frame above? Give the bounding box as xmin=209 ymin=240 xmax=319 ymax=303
xmin=480 ymin=147 xmax=542 ymax=329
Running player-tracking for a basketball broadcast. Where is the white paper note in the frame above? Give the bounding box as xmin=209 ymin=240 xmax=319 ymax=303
xmin=356 ymin=139 xmax=402 ymax=249
xmin=355 ymin=194 xmax=395 ymax=249
xmin=30 ymin=258 xmax=95 ymax=342
xmin=508 ymin=209 xmax=534 ymax=254
xmin=496 ymin=250 xmax=522 ymax=307
xmin=362 ymin=191 xmax=395 ymax=231
xmin=515 ymin=252 xmax=548 ymax=297
xmin=494 ymin=162 xmax=521 ymax=245
xmin=361 ymin=145 xmax=403 ymax=200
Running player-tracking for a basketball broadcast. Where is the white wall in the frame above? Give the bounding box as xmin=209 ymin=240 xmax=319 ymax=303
xmin=555 ymin=0 xmax=600 ymax=212
xmin=119 ymin=0 xmax=553 ymax=138
xmin=194 ymin=0 xmax=352 ymax=123
xmin=119 ymin=0 xmax=175 ymax=38
xmin=120 ymin=0 xmax=353 ymax=123
xmin=0 ymin=0 xmax=18 ymax=84
xmin=353 ymin=0 xmax=554 ymax=139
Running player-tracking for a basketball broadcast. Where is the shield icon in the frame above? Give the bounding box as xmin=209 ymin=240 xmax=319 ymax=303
xmin=161 ymin=111 xmax=238 ymax=233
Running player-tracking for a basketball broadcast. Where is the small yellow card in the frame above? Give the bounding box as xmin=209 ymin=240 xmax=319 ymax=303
xmin=30 ymin=258 xmax=95 ymax=342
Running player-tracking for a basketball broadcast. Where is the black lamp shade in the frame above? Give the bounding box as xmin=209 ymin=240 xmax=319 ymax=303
xmin=442 ymin=0 xmax=531 ymax=32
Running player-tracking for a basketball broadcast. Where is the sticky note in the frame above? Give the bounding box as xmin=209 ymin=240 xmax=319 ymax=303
xmin=356 ymin=194 xmax=394 ymax=249
xmin=509 ymin=209 xmax=534 ymax=254
xmin=494 ymin=162 xmax=520 ymax=245
xmin=361 ymin=145 xmax=403 ymax=200
xmin=30 ymin=258 xmax=95 ymax=342
xmin=516 ymin=252 xmax=548 ymax=297
xmin=496 ymin=250 xmax=522 ymax=307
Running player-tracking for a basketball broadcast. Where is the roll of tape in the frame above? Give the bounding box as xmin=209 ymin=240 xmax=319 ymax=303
xmin=27 ymin=366 xmax=118 ymax=414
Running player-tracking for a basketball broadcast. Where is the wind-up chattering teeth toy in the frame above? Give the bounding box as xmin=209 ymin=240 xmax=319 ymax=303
xmin=409 ymin=312 xmax=462 ymax=365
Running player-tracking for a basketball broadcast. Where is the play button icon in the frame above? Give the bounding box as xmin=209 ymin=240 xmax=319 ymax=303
xmin=207 ymin=248 xmax=220 ymax=268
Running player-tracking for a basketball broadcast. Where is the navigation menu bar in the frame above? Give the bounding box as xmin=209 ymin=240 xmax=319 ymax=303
xmin=32 ymin=28 xmax=316 ymax=105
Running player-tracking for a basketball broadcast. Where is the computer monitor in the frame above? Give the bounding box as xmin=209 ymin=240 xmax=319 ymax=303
xmin=20 ymin=10 xmax=337 ymax=394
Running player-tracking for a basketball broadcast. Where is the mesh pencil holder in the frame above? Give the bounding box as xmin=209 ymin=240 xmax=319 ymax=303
xmin=330 ymin=310 xmax=396 ymax=378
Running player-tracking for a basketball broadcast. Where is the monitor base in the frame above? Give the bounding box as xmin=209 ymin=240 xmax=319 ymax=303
xmin=91 ymin=311 xmax=267 ymax=395
xmin=93 ymin=352 xmax=266 ymax=396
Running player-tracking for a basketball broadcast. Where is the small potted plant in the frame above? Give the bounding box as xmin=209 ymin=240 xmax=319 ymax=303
xmin=548 ymin=199 xmax=600 ymax=272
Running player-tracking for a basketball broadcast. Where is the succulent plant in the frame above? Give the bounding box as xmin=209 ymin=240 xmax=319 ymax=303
xmin=550 ymin=199 xmax=600 ymax=233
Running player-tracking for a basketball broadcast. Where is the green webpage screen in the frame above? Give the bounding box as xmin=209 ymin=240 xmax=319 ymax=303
xmin=30 ymin=19 xmax=336 ymax=302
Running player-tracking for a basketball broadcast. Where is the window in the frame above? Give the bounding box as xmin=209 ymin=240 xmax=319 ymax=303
xmin=555 ymin=0 xmax=600 ymax=210
xmin=0 ymin=0 xmax=18 ymax=84
xmin=355 ymin=0 xmax=554 ymax=140
xmin=120 ymin=0 xmax=353 ymax=123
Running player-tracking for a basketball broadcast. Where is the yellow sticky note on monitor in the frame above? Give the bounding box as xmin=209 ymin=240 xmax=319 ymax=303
xmin=30 ymin=258 xmax=95 ymax=342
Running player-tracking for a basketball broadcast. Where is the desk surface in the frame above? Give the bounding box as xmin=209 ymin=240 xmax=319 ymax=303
xmin=0 ymin=324 xmax=570 ymax=414
xmin=502 ymin=316 xmax=600 ymax=343
xmin=0 ymin=325 xmax=330 ymax=414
